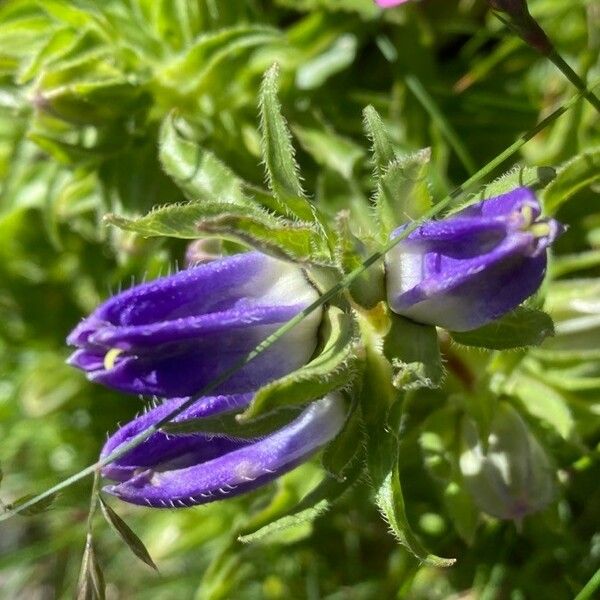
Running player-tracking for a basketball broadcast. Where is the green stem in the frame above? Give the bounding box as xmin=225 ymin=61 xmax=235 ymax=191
xmin=75 ymin=470 xmax=101 ymax=592
xmin=574 ymin=567 xmax=600 ymax=600
xmin=547 ymin=50 xmax=600 ymax=114
xmin=0 ymin=82 xmax=595 ymax=524
xmin=493 ymin=11 xmax=600 ymax=114
xmin=405 ymin=74 xmax=477 ymax=175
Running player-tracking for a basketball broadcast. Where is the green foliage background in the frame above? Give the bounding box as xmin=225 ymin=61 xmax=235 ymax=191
xmin=0 ymin=0 xmax=599 ymax=598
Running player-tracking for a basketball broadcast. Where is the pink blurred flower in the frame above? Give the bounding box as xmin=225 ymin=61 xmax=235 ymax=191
xmin=376 ymin=0 xmax=413 ymax=7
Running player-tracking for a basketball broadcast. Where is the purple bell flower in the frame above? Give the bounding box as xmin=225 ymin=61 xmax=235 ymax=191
xmin=67 ymin=252 xmax=322 ymax=398
xmin=385 ymin=188 xmax=564 ymax=331
xmin=100 ymin=394 xmax=346 ymax=508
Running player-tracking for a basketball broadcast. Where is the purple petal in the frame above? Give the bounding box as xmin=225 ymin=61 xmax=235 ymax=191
xmin=101 ymin=394 xmax=253 ymax=482
xmin=67 ymin=252 xmax=323 ymax=397
xmin=455 ymin=187 xmax=541 ymax=220
xmin=103 ymin=395 xmax=346 ymax=508
xmin=386 ymin=188 xmax=564 ymax=331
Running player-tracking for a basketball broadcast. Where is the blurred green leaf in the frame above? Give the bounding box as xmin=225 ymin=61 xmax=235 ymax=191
xmin=544 ymin=147 xmax=600 ymax=213
xmin=158 ymin=113 xmax=245 ymax=205
xmin=157 ymin=25 xmax=279 ymax=95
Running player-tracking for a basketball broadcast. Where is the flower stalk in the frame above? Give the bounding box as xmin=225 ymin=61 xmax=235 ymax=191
xmin=490 ymin=1 xmax=600 ymax=114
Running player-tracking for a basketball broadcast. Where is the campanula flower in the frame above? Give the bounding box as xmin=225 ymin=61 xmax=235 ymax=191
xmin=385 ymin=187 xmax=563 ymax=331
xmin=459 ymin=403 xmax=555 ymax=522
xmin=67 ymin=252 xmax=322 ymax=398
xmin=101 ymin=394 xmax=346 ymax=508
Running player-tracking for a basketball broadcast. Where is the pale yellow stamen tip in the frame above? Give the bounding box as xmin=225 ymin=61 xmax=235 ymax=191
xmin=520 ymin=205 xmax=534 ymax=227
xmin=104 ymin=348 xmax=124 ymax=371
xmin=529 ymin=223 xmax=551 ymax=238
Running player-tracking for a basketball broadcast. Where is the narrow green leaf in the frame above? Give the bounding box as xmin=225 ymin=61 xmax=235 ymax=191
xmin=77 ymin=539 xmax=105 ymax=600
xmin=89 ymin=544 xmax=106 ymax=600
xmin=104 ymin=202 xmax=263 ymax=238
xmin=543 ymin=147 xmax=600 ymax=213
xmin=363 ymin=105 xmax=396 ymax=175
xmin=375 ymin=148 xmax=432 ymax=236
xmin=99 ymin=497 xmax=158 ymax=571
xmin=259 ymin=64 xmax=315 ymax=221
xmin=10 ymin=492 xmax=57 ymax=516
xmin=451 ymin=308 xmax=555 ymax=350
xmin=240 ymin=307 xmax=360 ymax=420
xmin=159 ymin=114 xmax=245 ymax=205
xmin=295 ymin=33 xmax=358 ymax=90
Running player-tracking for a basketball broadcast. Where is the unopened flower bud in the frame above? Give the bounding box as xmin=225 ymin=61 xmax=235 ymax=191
xmin=459 ymin=403 xmax=556 ymax=522
xmin=67 ymin=252 xmax=322 ymax=398
xmin=101 ymin=394 xmax=346 ymax=508
xmin=385 ymin=188 xmax=564 ymax=331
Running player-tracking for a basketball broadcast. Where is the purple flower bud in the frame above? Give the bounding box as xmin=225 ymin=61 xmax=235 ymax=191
xmin=385 ymin=188 xmax=564 ymax=331
xmin=67 ymin=252 xmax=322 ymax=398
xmin=101 ymin=395 xmax=346 ymax=508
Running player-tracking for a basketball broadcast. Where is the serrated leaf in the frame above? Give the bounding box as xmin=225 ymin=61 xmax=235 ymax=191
xmin=240 ymin=307 xmax=359 ymax=421
xmin=35 ymin=57 xmax=144 ymax=125
xmin=375 ymin=148 xmax=432 ymax=236
xmin=365 ymin=397 xmax=455 ymax=567
xmin=384 ymin=314 xmax=442 ymax=390
xmin=363 ymin=105 xmax=397 ymax=175
xmin=543 ymin=147 xmax=600 ymax=213
xmin=104 ymin=202 xmax=262 ymax=238
xmin=197 ymin=212 xmax=330 ymax=264
xmin=451 ymin=308 xmax=555 ymax=350
xmin=259 ymin=64 xmax=315 ymax=221
xmin=99 ymin=497 xmax=158 ymax=571
xmin=10 ymin=492 xmax=57 ymax=516
xmin=105 ymin=202 xmax=329 ymax=263
xmin=158 ymin=114 xmax=245 ymax=205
